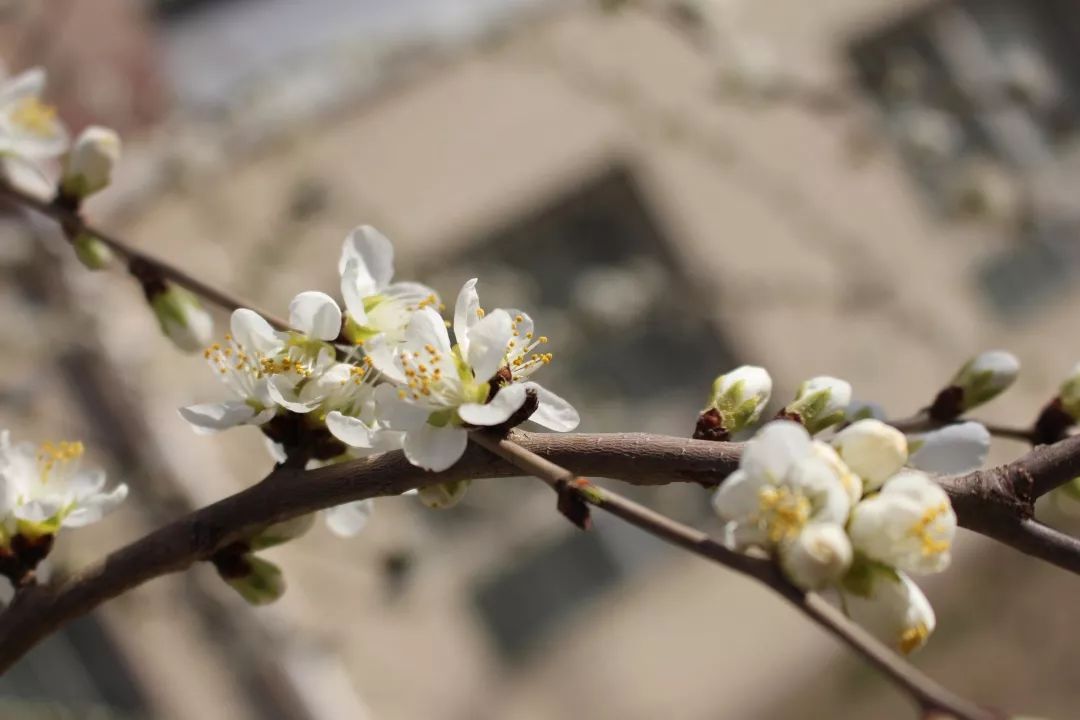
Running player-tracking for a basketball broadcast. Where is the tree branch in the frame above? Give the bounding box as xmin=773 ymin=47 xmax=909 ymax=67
xmin=0 ymin=180 xmax=290 ymax=331
xmin=1 ymin=428 xmax=1077 ymax=691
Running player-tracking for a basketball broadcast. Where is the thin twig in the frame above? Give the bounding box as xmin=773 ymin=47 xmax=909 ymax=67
xmin=886 ymin=411 xmax=1035 ymax=444
xmin=0 ymin=180 xmax=290 ymax=330
xmin=468 ymin=432 xmax=998 ymax=720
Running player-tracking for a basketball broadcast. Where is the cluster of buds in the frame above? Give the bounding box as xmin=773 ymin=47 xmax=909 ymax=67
xmin=0 ymin=430 xmax=127 ymax=589
xmin=713 ymin=418 xmax=957 ymax=654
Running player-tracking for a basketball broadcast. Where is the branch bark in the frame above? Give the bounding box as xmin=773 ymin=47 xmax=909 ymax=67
xmin=1 ymin=429 xmax=1077 ymax=686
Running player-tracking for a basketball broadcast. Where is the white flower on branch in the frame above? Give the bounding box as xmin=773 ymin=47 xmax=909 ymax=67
xmin=60 ymin=125 xmax=120 ymax=201
xmin=907 ymin=421 xmax=991 ymax=475
xmin=0 ymin=67 xmax=68 ymax=167
xmin=712 ymin=421 xmax=851 ymax=550
xmin=831 ymin=419 xmax=908 ymax=493
xmin=338 ymin=226 xmax=441 ymax=345
xmin=841 ymin=564 xmax=936 ymax=655
xmin=847 ymin=470 xmax=956 ymax=575
xmin=0 ymin=431 xmax=127 ymax=539
xmin=354 ymin=281 xmax=578 ymax=472
xmin=783 ymin=376 xmax=852 ymax=435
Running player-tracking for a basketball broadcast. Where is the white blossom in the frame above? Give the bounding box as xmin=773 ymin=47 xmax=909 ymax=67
xmin=778 ymin=522 xmax=852 ymax=591
xmin=949 ymin=350 xmax=1019 ymax=411
xmin=60 ymin=125 xmax=120 ymax=199
xmin=338 ymin=226 xmax=441 ymax=345
xmin=0 ymin=68 xmax=67 ymax=164
xmin=712 ymin=421 xmax=851 ymax=549
xmin=841 ymin=566 xmax=936 ymax=655
xmin=785 ymin=376 xmax=852 ymax=435
xmin=831 ymin=419 xmax=908 ymax=492
xmin=908 ymin=422 xmax=991 ymax=474
xmin=704 ymin=364 xmax=772 ymax=433
xmin=811 ymin=441 xmax=862 ymax=505
xmin=0 ymin=431 xmax=127 ymax=539
xmin=847 ymin=471 xmax=956 ymax=575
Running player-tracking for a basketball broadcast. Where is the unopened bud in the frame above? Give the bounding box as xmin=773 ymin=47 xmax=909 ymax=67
xmin=60 ymin=126 xmax=120 ymax=200
xmin=72 ymin=231 xmax=113 ymax=270
xmin=696 ymin=365 xmax=772 ymax=439
xmin=248 ymin=514 xmax=316 ymax=551
xmin=150 ymin=284 xmax=214 ymax=353
xmin=784 ymin=376 xmax=852 ymax=435
xmin=831 ymin=419 xmax=908 ymax=492
xmin=933 ymin=351 xmax=1018 ymax=419
xmin=218 ymin=553 xmax=285 ymax=606
xmin=1058 ymin=362 xmax=1080 ymax=422
xmin=779 ymin=523 xmax=852 ymax=590
xmin=417 ymin=480 xmax=470 ymax=509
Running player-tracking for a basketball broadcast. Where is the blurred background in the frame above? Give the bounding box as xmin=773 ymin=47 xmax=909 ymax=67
xmin=1 ymin=0 xmax=1080 ymax=717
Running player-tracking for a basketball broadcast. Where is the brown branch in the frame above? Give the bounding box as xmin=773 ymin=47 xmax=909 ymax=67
xmin=1 ymin=427 xmax=1076 ymax=697
xmin=468 ymin=432 xmax=997 ymax=720
xmin=0 ymin=179 xmax=290 ymax=331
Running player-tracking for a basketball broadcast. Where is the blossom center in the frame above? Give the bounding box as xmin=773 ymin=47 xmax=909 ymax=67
xmin=756 ymin=486 xmax=811 ymax=543
xmin=11 ymin=97 xmax=57 ymax=137
xmin=908 ymin=501 xmax=951 ymax=557
xmin=37 ymin=440 xmax=84 ymax=479
xmin=899 ymin=622 xmax=929 ymax=654
xmin=508 ymin=314 xmax=552 ymax=376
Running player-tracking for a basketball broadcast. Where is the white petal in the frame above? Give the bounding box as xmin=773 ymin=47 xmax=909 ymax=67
xmin=289 ymin=291 xmax=341 ymax=341
xmin=908 ymin=422 xmax=991 ymax=474
xmin=741 ymin=421 xmax=812 ymax=484
xmin=266 ymin=376 xmax=322 ymax=413
xmin=405 ymin=307 xmax=453 ymax=358
xmin=711 ymin=469 xmax=762 ymax=524
xmin=231 ymin=309 xmax=284 ymax=356
xmin=326 ymin=411 xmax=374 ymax=449
xmin=366 ymin=336 xmax=406 ymax=384
xmin=338 ymin=225 xmax=395 ymax=289
xmin=373 ymin=384 xmax=431 ymax=430
xmin=453 ymin=278 xmax=480 ymax=355
xmin=178 ymin=402 xmax=259 ymax=434
xmin=324 ymin=499 xmax=375 ymax=537
xmin=403 ymin=424 xmax=468 ymax=472
xmin=843 ymin=570 xmax=935 ymax=655
xmin=779 ymin=523 xmax=852 ymax=590
xmin=527 ymin=383 xmax=580 ymax=431
xmin=459 ymin=384 xmax=528 ymax=426
xmin=0 ymin=67 xmax=45 ymax=107
xmin=62 ymin=484 xmax=128 ymax=528
xmin=465 ymin=309 xmax=512 ymax=382
xmin=340 ymin=260 xmax=372 ymax=325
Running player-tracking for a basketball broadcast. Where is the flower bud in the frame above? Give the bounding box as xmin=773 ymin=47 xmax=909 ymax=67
xmin=841 ymin=564 xmax=935 ymax=655
xmin=60 ymin=126 xmax=120 ymax=200
xmin=248 ymin=514 xmax=316 ymax=551
xmin=696 ymin=365 xmax=772 ymax=439
xmin=418 ymin=480 xmax=470 ymax=509
xmin=784 ymin=376 xmax=852 ymax=435
xmin=848 ymin=471 xmax=956 ymax=575
xmin=71 ymin=231 xmax=113 ymax=270
xmin=1058 ymin=362 xmax=1080 ymax=422
xmin=907 ymin=421 xmax=990 ymax=475
xmin=936 ymin=350 xmax=1019 ymax=417
xmin=779 ymin=523 xmax=852 ymax=590
xmin=831 ymin=419 xmax=908 ymax=492
xmin=220 ymin=554 xmax=286 ymax=606
xmin=150 ymin=284 xmax=214 ymax=353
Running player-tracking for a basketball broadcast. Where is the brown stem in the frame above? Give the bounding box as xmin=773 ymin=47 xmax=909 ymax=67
xmin=467 ymin=432 xmax=998 ymax=720
xmin=0 ymin=179 xmax=290 ymax=330
xmin=1 ymin=429 xmax=1078 ymax=676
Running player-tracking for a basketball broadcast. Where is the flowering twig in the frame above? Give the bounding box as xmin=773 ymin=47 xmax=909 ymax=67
xmin=0 ymin=179 xmax=290 ymax=331
xmin=2 ymin=429 xmax=1079 ymax=692
xmin=467 ymin=432 xmax=996 ymax=720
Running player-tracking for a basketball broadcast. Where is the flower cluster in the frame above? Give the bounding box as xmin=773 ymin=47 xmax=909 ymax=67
xmin=0 ymin=430 xmax=127 ymax=587
xmin=713 ymin=415 xmax=958 ymax=654
xmin=182 ymin=226 xmax=580 ymax=528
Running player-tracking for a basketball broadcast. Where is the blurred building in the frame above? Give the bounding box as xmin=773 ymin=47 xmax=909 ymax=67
xmin=2 ymin=0 xmax=1080 ymax=718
